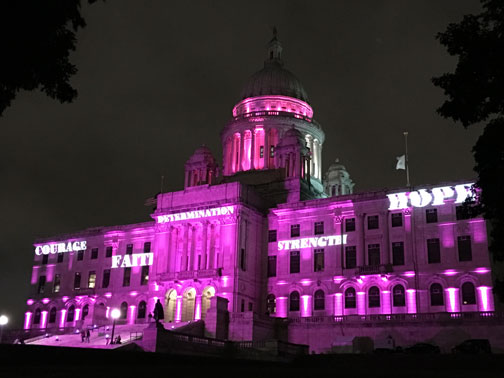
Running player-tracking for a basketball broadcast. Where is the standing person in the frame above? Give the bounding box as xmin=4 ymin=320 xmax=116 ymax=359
xmin=80 ymin=329 xmax=85 ymax=343
xmin=153 ymin=299 xmax=164 ymax=325
xmin=86 ymin=329 xmax=90 ymax=343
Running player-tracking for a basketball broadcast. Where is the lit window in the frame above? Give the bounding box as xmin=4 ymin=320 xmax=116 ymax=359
xmin=53 ymin=274 xmax=61 ymax=293
xmin=140 ymin=265 xmax=149 ymax=285
xmin=267 ymin=294 xmax=276 ymax=314
xmin=88 ymin=271 xmax=96 ymax=289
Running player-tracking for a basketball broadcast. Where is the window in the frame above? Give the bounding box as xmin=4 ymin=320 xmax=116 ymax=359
xmin=42 ymin=254 xmax=48 ymax=265
xmin=314 ymin=221 xmax=324 ymax=235
xmin=290 ymin=251 xmax=300 ymax=273
xmin=268 ymin=230 xmax=277 ymax=242
xmin=368 ymin=286 xmax=380 ymax=308
xmin=91 ymin=248 xmax=98 ymax=259
xmin=289 ymin=291 xmax=300 ymax=311
xmin=430 ymin=283 xmax=444 ymax=306
xmin=260 ymin=146 xmax=264 ymax=158
xmin=291 ymin=224 xmax=300 ymax=237
xmin=67 ymin=305 xmax=75 ymax=322
xmin=456 ymin=206 xmax=471 ymax=220
xmin=240 ymin=248 xmax=246 ymax=271
xmin=462 ymin=282 xmax=476 ymax=305
xmin=426 ymin=209 xmax=438 ymax=223
xmin=77 ymin=250 xmax=84 ymax=261
xmin=345 ymin=288 xmax=356 ymax=308
xmin=270 ymin=145 xmax=275 ymax=157
xmin=143 ymin=242 xmax=151 ymax=252
xmin=367 ymin=215 xmax=379 ymax=230
xmin=49 ymin=307 xmax=57 ymax=324
xmin=57 ymin=252 xmax=64 ymax=263
xmin=392 ymin=242 xmax=405 ymax=266
xmin=138 ymin=301 xmax=147 ymax=319
xmin=102 ymin=269 xmax=110 ymax=288
xmin=267 ymin=256 xmax=277 ymax=277
xmin=458 ymin=236 xmax=472 ymax=262
xmin=368 ymin=244 xmax=380 ymax=266
xmin=88 ymin=271 xmax=96 ymax=289
xmin=37 ymin=275 xmax=46 ymax=294
xmin=126 ymin=244 xmax=133 ymax=255
xmin=123 ymin=267 xmax=131 ymax=286
xmin=105 ymin=246 xmax=113 ymax=258
xmin=248 ymin=302 xmax=253 ymax=311
xmin=314 ymin=290 xmax=325 ymax=310
xmin=393 ymin=285 xmax=405 ymax=307
xmin=82 ymin=304 xmax=89 ymax=320
xmin=33 ymin=308 xmax=41 ymax=325
xmin=314 ymin=249 xmax=324 ymax=272
xmin=120 ymin=302 xmax=128 ymax=319
xmin=140 ymin=265 xmax=149 ymax=285
xmin=53 ymin=274 xmax=61 ymax=293
xmin=345 ymin=218 xmax=356 ymax=232
xmin=267 ymin=294 xmax=276 ymax=314
xmin=74 ymin=272 xmax=81 ymax=290
xmin=427 ymin=238 xmax=441 ymax=264
xmin=391 ymin=213 xmax=403 ymax=227
xmin=241 ymin=299 xmax=245 ymax=312
xmin=345 ymin=246 xmax=357 ymax=269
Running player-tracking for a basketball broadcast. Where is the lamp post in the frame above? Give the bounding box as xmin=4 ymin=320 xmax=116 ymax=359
xmin=0 ymin=315 xmax=8 ymax=344
xmin=109 ymin=309 xmax=120 ymax=345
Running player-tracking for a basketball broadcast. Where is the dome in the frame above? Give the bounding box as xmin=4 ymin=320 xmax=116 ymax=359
xmin=187 ymin=145 xmax=216 ymax=164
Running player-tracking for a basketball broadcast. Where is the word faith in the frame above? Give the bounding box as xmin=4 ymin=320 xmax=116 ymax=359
xmin=35 ymin=241 xmax=87 ymax=255
xmin=111 ymin=253 xmax=154 ymax=269
xmin=278 ymin=235 xmax=348 ymax=251
xmin=387 ymin=183 xmax=474 ymax=211
xmin=157 ymin=205 xmax=235 ymax=224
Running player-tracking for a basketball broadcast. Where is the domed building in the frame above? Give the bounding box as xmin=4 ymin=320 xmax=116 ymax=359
xmin=24 ymin=33 xmax=498 ymax=355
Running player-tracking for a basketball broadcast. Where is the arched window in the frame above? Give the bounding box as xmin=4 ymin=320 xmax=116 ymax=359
xmin=137 ymin=301 xmax=146 ymax=319
xmin=182 ymin=289 xmax=196 ymax=322
xmin=430 ymin=283 xmax=444 ymax=306
xmin=67 ymin=305 xmax=75 ymax=322
xmin=289 ymin=291 xmax=300 ymax=311
xmin=165 ymin=290 xmax=177 ymax=322
xmin=368 ymin=286 xmax=380 ymax=308
xmin=267 ymin=294 xmax=276 ymax=314
xmin=345 ymin=288 xmax=356 ymax=309
xmin=393 ymin=285 xmax=405 ymax=307
xmin=462 ymin=282 xmax=476 ymax=305
xmin=120 ymin=302 xmax=128 ymax=319
xmin=201 ymin=287 xmax=215 ymax=320
xmin=33 ymin=308 xmax=41 ymax=325
xmin=82 ymin=304 xmax=89 ymax=320
xmin=49 ymin=307 xmax=57 ymax=324
xmin=314 ymin=290 xmax=325 ymax=310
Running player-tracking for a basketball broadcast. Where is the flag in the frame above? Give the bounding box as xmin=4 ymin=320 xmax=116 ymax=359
xmin=396 ymin=155 xmax=406 ymax=170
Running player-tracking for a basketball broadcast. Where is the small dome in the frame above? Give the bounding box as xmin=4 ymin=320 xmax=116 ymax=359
xmin=187 ymin=145 xmax=216 ymax=164
xmin=327 ymin=158 xmax=347 ymax=173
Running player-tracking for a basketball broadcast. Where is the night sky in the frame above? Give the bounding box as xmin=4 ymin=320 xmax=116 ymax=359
xmin=0 ymin=1 xmax=484 ymax=327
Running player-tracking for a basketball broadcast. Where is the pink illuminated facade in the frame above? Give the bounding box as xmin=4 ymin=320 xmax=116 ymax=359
xmin=25 ymin=34 xmax=500 ymax=353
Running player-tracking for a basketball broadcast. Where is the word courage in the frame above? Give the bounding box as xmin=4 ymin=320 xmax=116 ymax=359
xmin=35 ymin=241 xmax=87 ymax=255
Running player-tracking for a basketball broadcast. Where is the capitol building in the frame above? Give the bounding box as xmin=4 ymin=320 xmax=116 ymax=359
xmin=25 ymin=34 xmax=501 ymax=353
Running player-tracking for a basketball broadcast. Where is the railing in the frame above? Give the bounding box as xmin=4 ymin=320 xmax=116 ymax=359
xmin=157 ymin=268 xmax=222 ymax=281
xmin=129 ymin=331 xmax=143 ymax=341
xmin=356 ymin=264 xmax=393 ymax=275
xmin=232 ymin=110 xmax=314 ymax=124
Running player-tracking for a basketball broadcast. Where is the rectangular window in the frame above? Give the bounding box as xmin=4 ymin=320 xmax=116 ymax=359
xmin=345 ymin=246 xmax=357 ymax=269
xmin=42 ymin=254 xmax=49 ymax=265
xmin=37 ymin=275 xmax=46 ymax=294
xmin=268 ymin=230 xmax=277 ymax=243
xmin=267 ymin=256 xmax=277 ymax=277
xmin=140 ymin=265 xmax=149 ymax=285
xmin=240 ymin=248 xmax=246 ymax=271
xmin=88 ymin=271 xmax=96 ymax=289
xmin=106 ymin=246 xmax=113 ymax=258
xmin=123 ymin=267 xmax=131 ymax=286
xmin=248 ymin=302 xmax=253 ymax=311
xmin=241 ymin=299 xmax=245 ymax=312
xmin=345 ymin=218 xmax=356 ymax=232
xmin=53 ymin=274 xmax=61 ymax=293
xmin=314 ymin=249 xmax=324 ymax=272
xmin=143 ymin=242 xmax=151 ymax=252
xmin=290 ymin=251 xmax=300 ymax=274
xmin=314 ymin=221 xmax=324 ymax=235
xmin=458 ymin=235 xmax=472 ymax=262
xmin=102 ymin=269 xmax=111 ymax=288
xmin=57 ymin=252 xmax=64 ymax=263
xmin=391 ymin=213 xmax=403 ymax=227
xmin=426 ymin=208 xmax=438 ymax=223
xmin=126 ymin=244 xmax=133 ymax=255
xmin=392 ymin=242 xmax=405 ymax=266
xmin=270 ymin=145 xmax=275 ymax=157
xmin=368 ymin=244 xmax=380 ymax=266
xmin=456 ymin=206 xmax=471 ymax=220
xmin=291 ymin=224 xmax=300 ymax=237
xmin=368 ymin=215 xmax=379 ymax=230
xmin=91 ymin=248 xmax=99 ymax=260
xmin=74 ymin=272 xmax=81 ymax=290
xmin=77 ymin=250 xmax=84 ymax=261
xmin=427 ymin=238 xmax=441 ymax=264
xmin=260 ymin=146 xmax=264 ymax=158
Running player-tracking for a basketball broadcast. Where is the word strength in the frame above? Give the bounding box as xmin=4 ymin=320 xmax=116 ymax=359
xmin=278 ymin=235 xmax=348 ymax=251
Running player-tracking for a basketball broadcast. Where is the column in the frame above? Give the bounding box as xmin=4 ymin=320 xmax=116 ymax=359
xmin=239 ymin=131 xmax=244 ymax=171
xmin=477 ymin=286 xmax=494 ymax=312
xmin=334 ymin=293 xmax=343 ymax=316
xmin=24 ymin=312 xmax=32 ymax=330
xmin=406 ymin=289 xmax=417 ymax=314
xmin=41 ymin=311 xmax=48 ymax=329
xmin=129 ymin=305 xmax=136 ymax=324
xmin=445 ymin=288 xmax=460 ymax=313
xmin=264 ymin=128 xmax=269 ymax=169
xmin=59 ymin=309 xmax=66 ymax=328
xmin=175 ymin=295 xmax=183 ymax=323
xmin=357 ymin=292 xmax=366 ymax=315
xmin=276 ymin=297 xmax=288 ymax=318
xmin=181 ymin=224 xmax=189 ymax=271
xmin=318 ymin=142 xmax=323 ymax=180
xmin=251 ymin=128 xmax=256 ymax=170
xmin=381 ymin=290 xmax=391 ymax=314
xmin=195 ymin=295 xmax=202 ymax=320
xmin=382 ymin=212 xmax=390 ymax=265
xmin=301 ymin=295 xmax=313 ymax=317
xmin=313 ymin=139 xmax=318 ymax=179
xmin=201 ymin=222 xmax=208 ymax=270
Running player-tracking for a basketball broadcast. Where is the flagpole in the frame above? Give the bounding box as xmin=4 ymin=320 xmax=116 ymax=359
xmin=404 ymin=131 xmax=410 ymax=187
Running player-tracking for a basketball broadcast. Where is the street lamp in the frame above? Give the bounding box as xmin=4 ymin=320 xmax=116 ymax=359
xmin=0 ymin=315 xmax=8 ymax=344
xmin=110 ymin=309 xmax=120 ymax=345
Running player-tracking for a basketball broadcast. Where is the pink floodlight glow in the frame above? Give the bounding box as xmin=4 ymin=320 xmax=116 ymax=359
xmin=474 ymin=267 xmax=491 ymax=274
xmin=154 ymin=283 xmax=160 ymax=291
xmin=106 ymin=306 xmax=110 ymax=319
xmin=472 ymin=221 xmax=487 ymax=243
xmin=175 ymin=296 xmax=182 ymax=322
xmin=381 ymin=276 xmax=388 ymax=282
xmin=276 ymin=280 xmax=288 ymax=285
xmin=301 ymin=295 xmax=312 ymax=317
xmin=406 ymin=289 xmax=417 ymax=314
xmin=24 ymin=312 xmax=32 ymax=330
xmin=443 ymin=269 xmax=458 ymax=276
xmin=299 ymin=279 xmax=312 ymax=286
xmin=333 ymin=276 xmax=344 ymax=284
xmin=42 ymin=298 xmax=50 ymax=304
xmin=381 ymin=291 xmax=391 ymax=314
xmin=75 ymin=308 xmax=81 ymax=322
xmin=446 ymin=288 xmax=460 ymax=313
xmin=26 ymin=299 xmax=34 ymax=306
xmin=104 ymin=292 xmax=112 ymax=298
xmin=221 ymin=276 xmax=230 ymax=287
xmin=129 ymin=291 xmax=138 ymax=297
xmin=357 ymin=292 xmax=366 ymax=315
xmin=276 ymin=297 xmax=287 ymax=318
xmin=59 ymin=309 xmax=66 ymax=328
xmin=129 ymin=306 xmax=136 ymax=324
xmin=334 ymin=293 xmax=343 ymax=316
xmin=31 ymin=266 xmax=39 ymax=285
xmin=403 ymin=271 xmax=415 ymax=277
xmin=357 ymin=278 xmax=363 ymax=284
xmin=477 ymin=286 xmax=492 ymax=311
xmin=41 ymin=311 xmax=48 ymax=329
xmin=195 ymin=297 xmax=202 ymax=321
xmin=62 ymin=296 xmax=69 ymax=303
